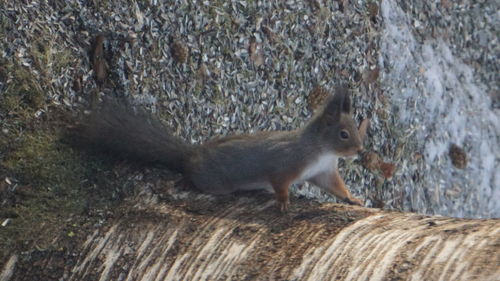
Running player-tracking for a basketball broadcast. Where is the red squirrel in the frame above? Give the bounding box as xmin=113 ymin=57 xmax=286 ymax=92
xmin=75 ymin=86 xmax=369 ymax=211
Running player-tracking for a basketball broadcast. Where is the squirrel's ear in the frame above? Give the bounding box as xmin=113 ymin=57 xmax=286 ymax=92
xmin=323 ymin=88 xmax=344 ymax=122
xmin=334 ymin=85 xmax=351 ymax=113
xmin=342 ymin=92 xmax=351 ymax=113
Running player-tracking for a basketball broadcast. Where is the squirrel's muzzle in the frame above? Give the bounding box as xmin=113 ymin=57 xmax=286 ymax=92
xmin=357 ymin=145 xmax=364 ymax=154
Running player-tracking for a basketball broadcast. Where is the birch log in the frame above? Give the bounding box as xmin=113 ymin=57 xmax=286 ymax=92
xmin=2 ymin=190 xmax=499 ymax=281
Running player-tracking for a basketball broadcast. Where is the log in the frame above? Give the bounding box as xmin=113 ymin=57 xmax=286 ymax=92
xmin=2 ymin=188 xmax=499 ymax=281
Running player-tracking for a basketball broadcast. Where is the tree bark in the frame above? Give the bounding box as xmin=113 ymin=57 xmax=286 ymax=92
xmin=2 ymin=190 xmax=499 ymax=281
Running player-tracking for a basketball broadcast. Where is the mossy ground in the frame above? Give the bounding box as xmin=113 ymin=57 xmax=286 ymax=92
xmin=0 ymin=46 xmax=127 ymax=262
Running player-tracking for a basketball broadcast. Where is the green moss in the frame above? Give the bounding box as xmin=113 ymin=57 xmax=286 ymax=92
xmin=30 ymin=37 xmax=75 ymax=80
xmin=31 ymin=39 xmax=51 ymax=72
xmin=0 ymin=14 xmax=112 ymax=262
xmin=55 ymin=44 xmax=74 ymax=72
xmin=0 ymin=61 xmax=45 ymax=116
xmin=0 ymin=124 xmax=127 ymax=259
xmin=0 ymin=40 xmax=74 ymax=117
xmin=0 ymin=61 xmax=116 ymax=257
xmin=3 ymin=132 xmax=82 ymax=188
xmin=0 ymin=130 xmax=81 ymax=247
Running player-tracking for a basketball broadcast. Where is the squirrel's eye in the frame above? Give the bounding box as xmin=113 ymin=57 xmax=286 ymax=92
xmin=340 ymin=130 xmax=349 ymax=140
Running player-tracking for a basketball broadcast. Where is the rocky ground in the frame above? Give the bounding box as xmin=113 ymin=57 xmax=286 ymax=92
xmin=378 ymin=0 xmax=499 ymax=218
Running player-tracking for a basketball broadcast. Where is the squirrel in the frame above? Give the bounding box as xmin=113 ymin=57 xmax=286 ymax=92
xmin=73 ymin=86 xmax=369 ymax=211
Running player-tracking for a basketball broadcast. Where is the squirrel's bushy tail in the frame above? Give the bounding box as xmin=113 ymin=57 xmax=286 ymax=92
xmin=72 ymin=101 xmax=192 ymax=173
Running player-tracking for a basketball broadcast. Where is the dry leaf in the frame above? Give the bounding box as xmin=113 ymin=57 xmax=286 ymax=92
xmin=197 ymin=63 xmax=211 ymax=81
xmin=449 ymin=144 xmax=467 ymax=169
xmin=362 ymin=67 xmax=380 ymax=84
xmin=171 ymin=40 xmax=188 ymax=64
xmin=307 ymin=86 xmax=330 ymax=112
xmin=367 ymin=2 xmax=379 ymax=20
xmin=249 ymin=37 xmax=264 ymax=67
xmin=441 ymin=0 xmax=451 ymax=9
xmin=361 ymin=151 xmax=381 ymax=172
xmin=91 ymin=34 xmax=107 ymax=84
xmin=361 ymin=151 xmax=395 ymax=179
xmin=336 ymin=0 xmax=348 ymax=12
xmin=262 ymin=26 xmax=276 ymax=43
xmin=379 ymin=162 xmax=396 ymax=179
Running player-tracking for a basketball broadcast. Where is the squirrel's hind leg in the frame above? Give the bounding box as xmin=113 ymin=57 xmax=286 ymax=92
xmin=269 ymin=176 xmax=296 ymax=213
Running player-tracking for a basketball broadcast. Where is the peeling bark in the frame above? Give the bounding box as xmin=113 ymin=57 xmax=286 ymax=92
xmin=2 ymin=191 xmax=499 ymax=281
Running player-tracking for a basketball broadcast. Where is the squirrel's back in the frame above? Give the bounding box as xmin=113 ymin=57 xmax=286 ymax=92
xmin=72 ymin=102 xmax=192 ymax=173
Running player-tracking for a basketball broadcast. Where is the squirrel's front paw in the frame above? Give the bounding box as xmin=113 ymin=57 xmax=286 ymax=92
xmin=278 ymin=200 xmax=290 ymax=213
xmin=344 ymin=197 xmax=364 ymax=206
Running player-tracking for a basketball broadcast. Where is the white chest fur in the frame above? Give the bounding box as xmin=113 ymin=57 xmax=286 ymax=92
xmin=298 ymin=153 xmax=338 ymax=181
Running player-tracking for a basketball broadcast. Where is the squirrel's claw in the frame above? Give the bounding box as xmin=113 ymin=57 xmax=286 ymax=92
xmin=344 ymin=197 xmax=364 ymax=206
xmin=279 ymin=200 xmax=290 ymax=213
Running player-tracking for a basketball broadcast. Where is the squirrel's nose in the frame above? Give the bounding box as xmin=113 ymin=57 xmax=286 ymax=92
xmin=357 ymin=145 xmax=364 ymax=154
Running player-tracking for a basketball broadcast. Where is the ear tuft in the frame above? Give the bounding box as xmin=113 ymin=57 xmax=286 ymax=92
xmin=323 ymin=87 xmax=342 ymax=122
xmin=334 ymin=85 xmax=351 ymax=113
